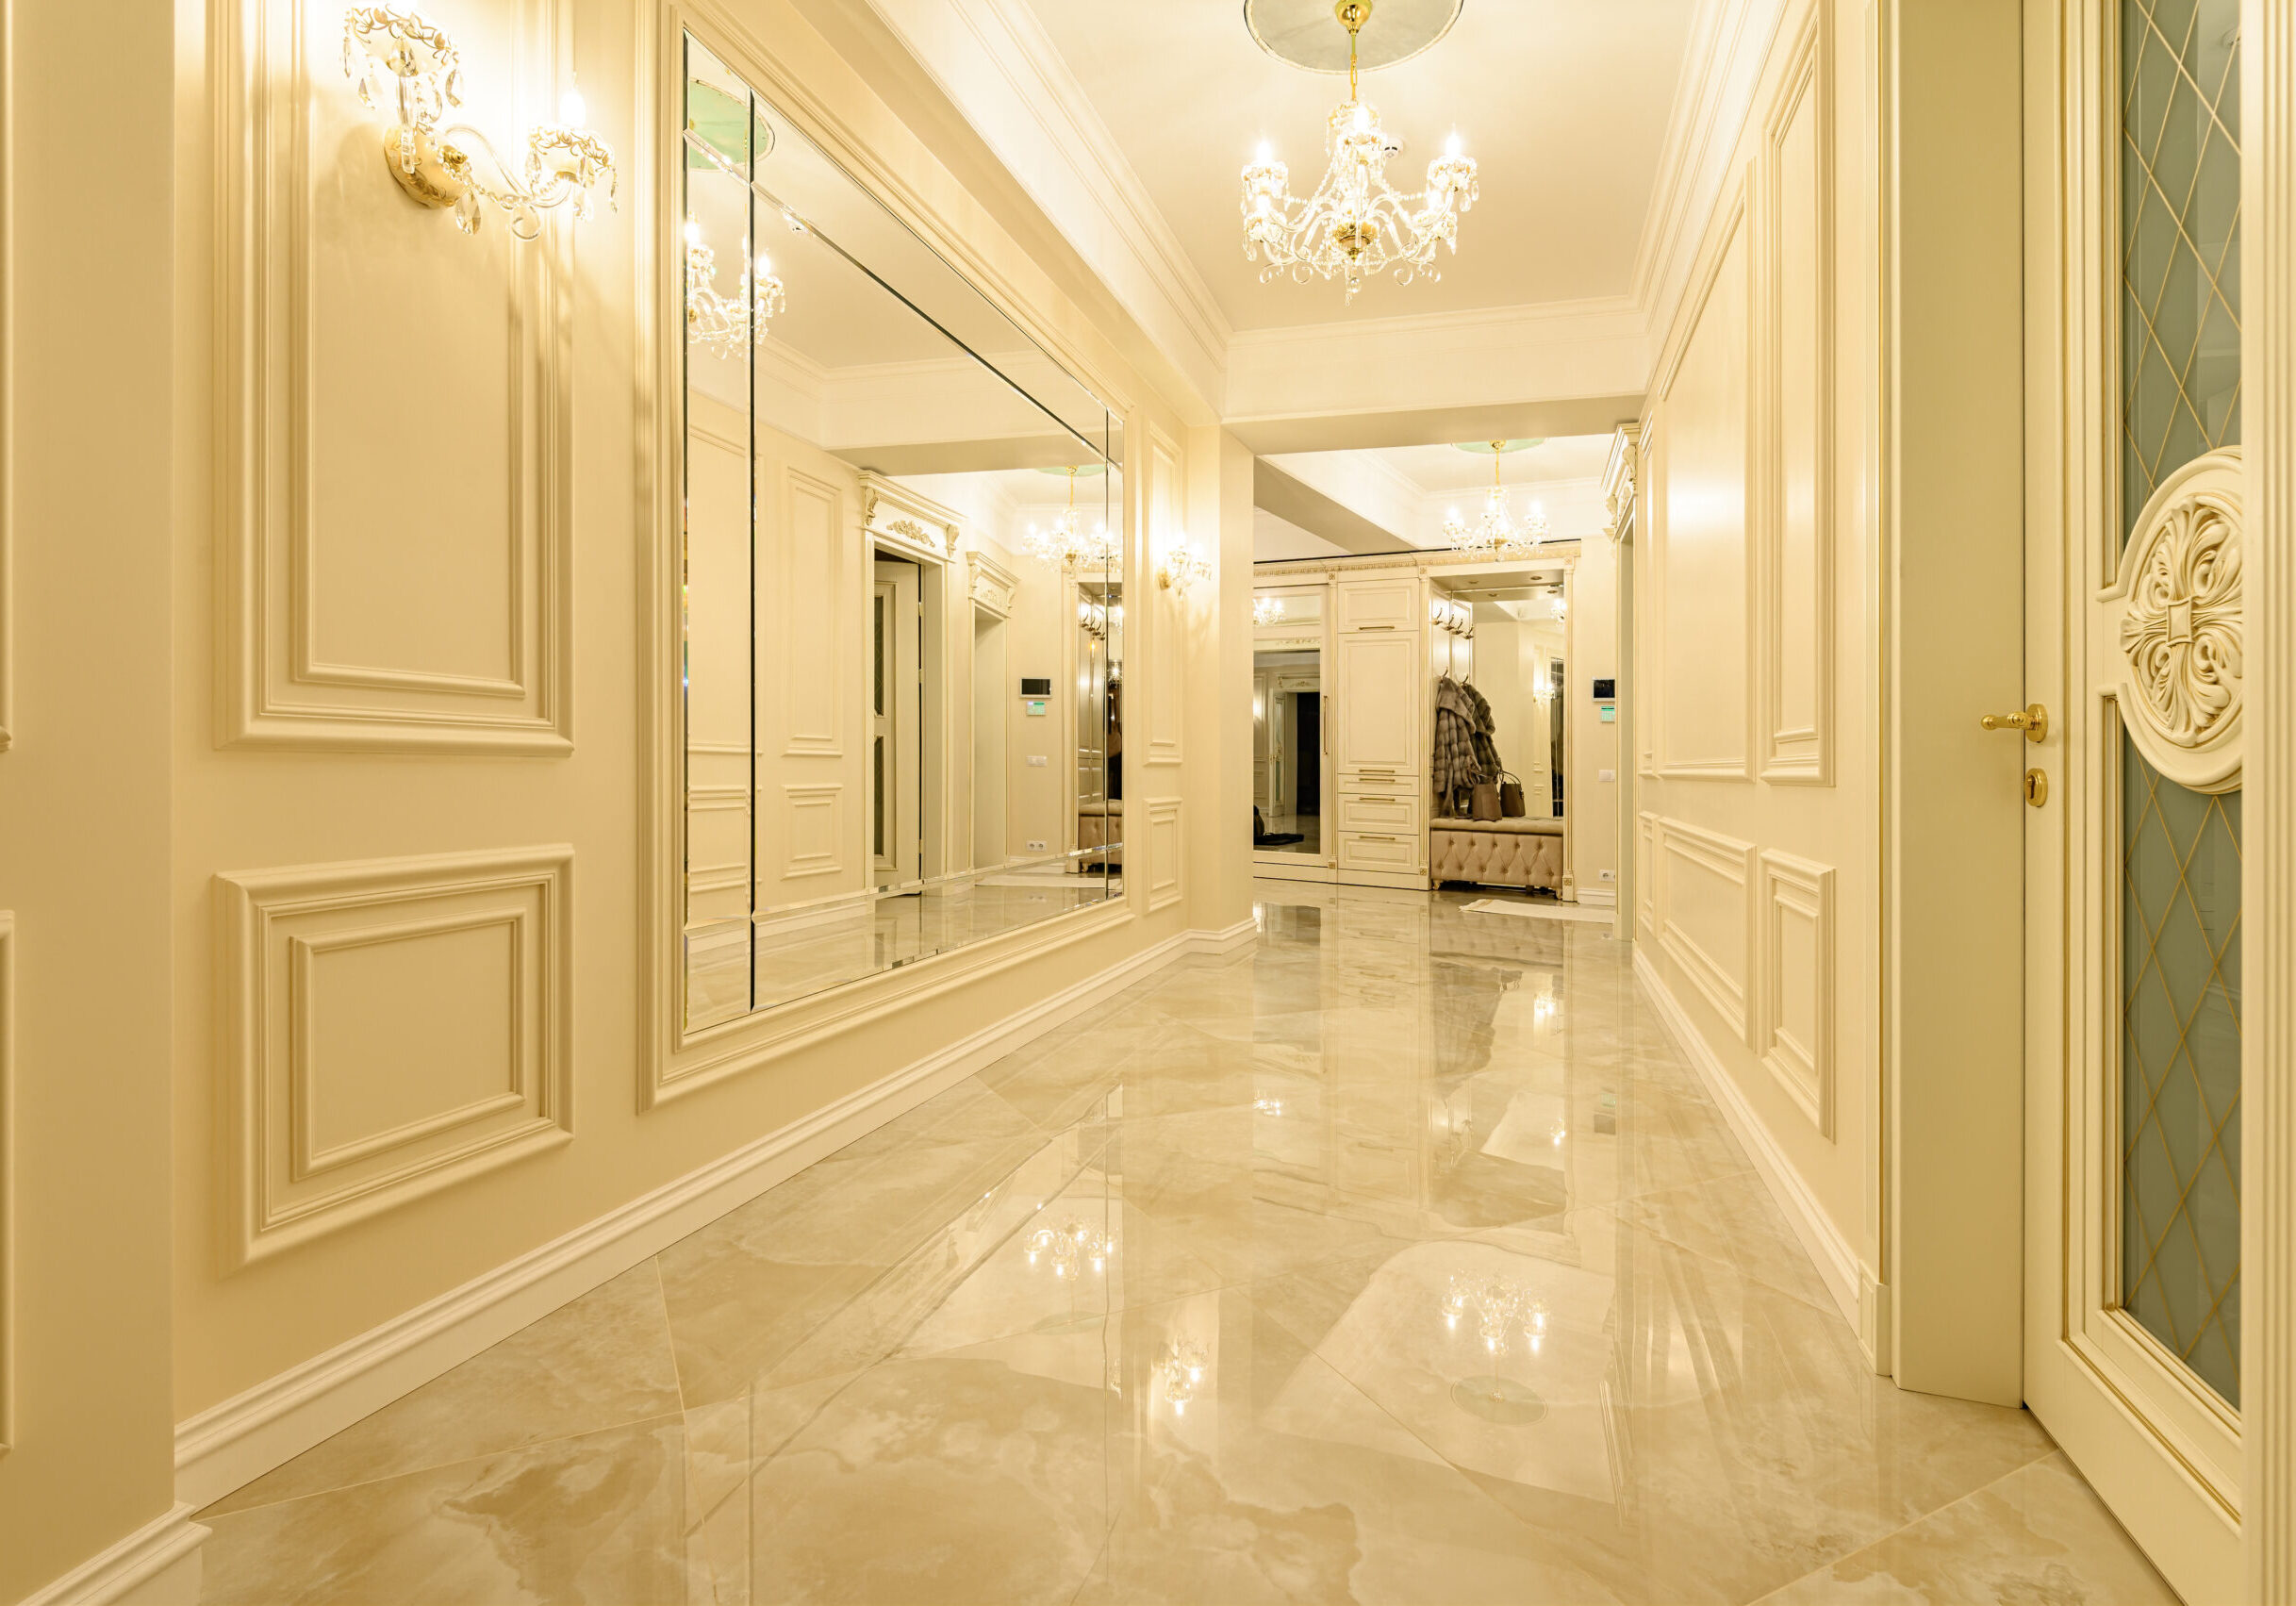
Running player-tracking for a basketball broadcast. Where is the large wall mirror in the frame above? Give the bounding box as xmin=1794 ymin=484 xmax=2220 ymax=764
xmin=681 ymin=34 xmax=1126 ymax=1029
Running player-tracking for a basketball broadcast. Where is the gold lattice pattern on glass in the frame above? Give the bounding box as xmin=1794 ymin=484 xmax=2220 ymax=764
xmin=2120 ymin=741 xmax=2241 ymax=1404
xmin=2121 ymin=0 xmax=2242 ymax=544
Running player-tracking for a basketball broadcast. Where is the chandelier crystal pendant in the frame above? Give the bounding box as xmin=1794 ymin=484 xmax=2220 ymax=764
xmin=1442 ymin=442 xmax=1549 ymax=555
xmin=1240 ymin=0 xmax=1478 ymax=302
xmin=1024 ymin=468 xmax=1118 ymax=571
xmin=683 ymin=221 xmax=786 ymax=356
xmin=343 ymin=6 xmax=617 ymax=240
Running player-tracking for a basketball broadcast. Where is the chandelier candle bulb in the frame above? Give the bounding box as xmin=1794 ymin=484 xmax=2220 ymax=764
xmin=1238 ymin=0 xmax=1477 ymax=301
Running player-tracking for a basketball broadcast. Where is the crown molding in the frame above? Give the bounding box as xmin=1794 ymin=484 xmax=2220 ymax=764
xmin=852 ymin=0 xmax=1231 ymax=415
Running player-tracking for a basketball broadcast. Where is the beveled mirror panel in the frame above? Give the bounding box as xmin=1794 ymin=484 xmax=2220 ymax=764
xmin=681 ymin=35 xmax=1124 ymax=1028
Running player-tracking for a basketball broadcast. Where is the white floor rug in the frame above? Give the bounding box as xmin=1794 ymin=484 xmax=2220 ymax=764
xmin=1462 ymin=897 xmax=1616 ymax=925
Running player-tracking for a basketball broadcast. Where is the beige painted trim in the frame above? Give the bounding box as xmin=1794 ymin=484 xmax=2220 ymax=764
xmin=1144 ymin=423 xmax=1184 ymax=768
xmin=1145 ymin=796 xmax=1183 ymax=911
xmin=211 ymin=0 xmax=575 ymax=754
xmin=1635 ymin=944 xmax=1862 ymax=1331
xmin=1756 ymin=2 xmax=1838 ymax=786
xmin=13 ymin=1503 xmax=206 ymax=1606
xmin=2248 ymin=0 xmax=2294 ymax=1594
xmin=215 ymin=848 xmax=576 ymax=1267
xmin=173 ymin=918 xmax=1249 ymax=1509
xmin=1754 ymin=848 xmax=1835 ymax=1136
xmin=1655 ymin=817 xmax=1757 ymax=1043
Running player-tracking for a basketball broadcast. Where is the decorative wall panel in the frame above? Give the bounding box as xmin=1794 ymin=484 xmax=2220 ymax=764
xmin=1658 ymin=819 xmax=1755 ymax=1040
xmin=1147 ymin=796 xmax=1183 ymax=911
xmin=1760 ymin=10 xmax=1836 ymax=784
xmin=1147 ymin=430 xmax=1183 ymax=766
xmin=1757 ymin=849 xmax=1835 ymax=1134
xmin=1636 ymin=812 xmax=1659 ymax=935
xmin=219 ymin=848 xmax=574 ymax=1265
xmin=1654 ymin=190 xmax=1754 ymax=779
xmin=216 ymin=0 xmax=573 ymax=753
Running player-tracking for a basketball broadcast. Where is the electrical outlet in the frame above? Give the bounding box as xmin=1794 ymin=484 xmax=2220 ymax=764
xmin=1027 ymin=754 xmax=1048 ymax=768
xmin=1026 ymin=838 xmax=1048 ymax=852
xmin=1600 ymin=869 xmax=1616 ymax=882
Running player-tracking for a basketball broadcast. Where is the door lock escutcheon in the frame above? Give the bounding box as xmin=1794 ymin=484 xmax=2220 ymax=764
xmin=2024 ymin=768 xmax=2049 ymax=808
xmin=1981 ymin=702 xmax=2049 ymax=743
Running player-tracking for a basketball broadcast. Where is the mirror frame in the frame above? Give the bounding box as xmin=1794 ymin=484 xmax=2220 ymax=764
xmin=637 ymin=0 xmax=1144 ymax=1109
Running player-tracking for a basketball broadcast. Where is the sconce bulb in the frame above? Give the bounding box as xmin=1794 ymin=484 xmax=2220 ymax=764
xmin=683 ymin=218 xmax=701 ymax=247
xmin=559 ymin=87 xmax=586 ymax=128
xmin=1445 ymin=129 xmax=1462 ymax=158
xmin=1256 ymin=140 xmax=1273 ymax=164
xmin=1353 ymin=105 xmax=1371 ymax=133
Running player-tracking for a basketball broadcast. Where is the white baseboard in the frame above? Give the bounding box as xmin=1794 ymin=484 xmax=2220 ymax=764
xmin=175 ymin=924 xmax=1244 ymax=1509
xmin=1632 ymin=947 xmax=1865 ymax=1337
xmin=1575 ymin=886 xmax=1618 ymax=907
xmin=19 ymin=1504 xmax=206 ymax=1606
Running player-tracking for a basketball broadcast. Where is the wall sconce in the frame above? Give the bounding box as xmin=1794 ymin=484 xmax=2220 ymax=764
xmin=1156 ymin=535 xmax=1209 ymax=594
xmin=1252 ymin=596 xmax=1285 ymax=627
xmin=1550 ymin=590 xmax=1568 ymax=621
xmin=344 ymin=6 xmax=618 ymax=239
xmin=685 ymin=221 xmax=785 ymax=354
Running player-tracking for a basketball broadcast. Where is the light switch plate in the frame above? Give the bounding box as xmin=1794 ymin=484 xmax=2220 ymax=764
xmin=1027 ymin=754 xmax=1048 ymax=768
xmin=1597 ymin=768 xmax=1616 ymax=782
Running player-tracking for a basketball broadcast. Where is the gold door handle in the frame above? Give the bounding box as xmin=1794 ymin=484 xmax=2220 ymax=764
xmin=1981 ymin=703 xmax=2049 ymax=743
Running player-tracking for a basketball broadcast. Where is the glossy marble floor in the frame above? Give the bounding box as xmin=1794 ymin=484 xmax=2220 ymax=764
xmin=197 ymin=883 xmax=2175 ymax=1605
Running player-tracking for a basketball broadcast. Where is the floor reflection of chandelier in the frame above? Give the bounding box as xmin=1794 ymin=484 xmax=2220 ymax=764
xmin=1442 ymin=1272 xmax=1551 ymax=1424
xmin=1441 ymin=1274 xmax=1549 ymax=1357
xmin=1239 ymin=1 xmax=1478 ymax=302
xmin=1157 ymin=1339 xmax=1209 ymax=1416
xmin=1443 ymin=442 xmax=1549 ymax=555
xmin=1024 ymin=467 xmax=1119 ymax=571
xmin=1025 ymin=1217 xmax=1115 ymax=1280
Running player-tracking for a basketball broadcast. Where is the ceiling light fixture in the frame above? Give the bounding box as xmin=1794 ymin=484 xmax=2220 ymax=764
xmin=1240 ymin=0 xmax=1478 ymax=303
xmin=683 ymin=221 xmax=785 ymax=355
xmin=1442 ymin=441 xmax=1549 ymax=556
xmin=344 ymin=6 xmax=617 ymax=239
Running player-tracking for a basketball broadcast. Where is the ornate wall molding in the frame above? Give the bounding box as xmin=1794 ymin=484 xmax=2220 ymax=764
xmin=2106 ymin=447 xmax=2242 ymax=793
xmin=213 ymin=0 xmax=573 ymax=753
xmin=1756 ymin=848 xmax=1835 ymax=1136
xmin=1146 ymin=796 xmax=1183 ymax=911
xmin=217 ymin=848 xmax=575 ymax=1267
xmin=1656 ymin=817 xmax=1756 ymax=1042
xmin=860 ymin=471 xmax=963 ymax=562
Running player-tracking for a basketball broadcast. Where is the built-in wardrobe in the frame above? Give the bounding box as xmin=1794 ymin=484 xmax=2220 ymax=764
xmin=1251 ymin=553 xmax=1581 ymax=895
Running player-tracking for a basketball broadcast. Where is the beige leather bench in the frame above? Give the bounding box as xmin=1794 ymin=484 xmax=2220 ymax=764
xmin=1429 ymin=816 xmax=1562 ymax=890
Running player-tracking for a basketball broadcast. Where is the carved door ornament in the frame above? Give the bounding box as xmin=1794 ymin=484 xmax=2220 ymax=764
xmin=2103 ymin=446 xmax=2242 ymax=793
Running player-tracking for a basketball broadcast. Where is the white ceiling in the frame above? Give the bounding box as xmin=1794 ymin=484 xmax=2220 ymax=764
xmin=1348 ymin=436 xmax=1616 ymax=494
xmin=1018 ymin=0 xmax=1698 ymax=330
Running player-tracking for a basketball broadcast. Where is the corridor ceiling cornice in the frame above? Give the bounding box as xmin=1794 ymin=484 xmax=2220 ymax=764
xmin=848 ymin=0 xmax=1791 ymax=433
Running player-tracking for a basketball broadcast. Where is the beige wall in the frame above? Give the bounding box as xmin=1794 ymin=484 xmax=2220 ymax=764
xmin=0 ymin=1 xmax=185 ymax=1598
xmin=1631 ymin=0 xmax=1880 ymax=1345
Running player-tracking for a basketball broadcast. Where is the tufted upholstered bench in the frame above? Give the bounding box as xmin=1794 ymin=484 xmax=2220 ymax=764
xmin=1429 ymin=816 xmax=1563 ymax=890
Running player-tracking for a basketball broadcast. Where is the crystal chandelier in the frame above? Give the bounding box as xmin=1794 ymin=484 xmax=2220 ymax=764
xmin=1024 ymin=468 xmax=1118 ymax=571
xmin=1239 ymin=1 xmax=1478 ymax=303
xmin=343 ymin=6 xmax=617 ymax=240
xmin=683 ymin=222 xmax=785 ymax=356
xmin=1157 ymin=1339 xmax=1209 ymax=1416
xmin=1252 ymin=596 xmax=1286 ymax=627
xmin=1443 ymin=443 xmax=1549 ymax=555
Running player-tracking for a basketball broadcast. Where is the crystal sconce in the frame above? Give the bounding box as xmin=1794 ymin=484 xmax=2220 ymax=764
xmin=1252 ymin=596 xmax=1286 ymax=627
xmin=1156 ymin=535 xmax=1209 ymax=594
xmin=344 ymin=6 xmax=617 ymax=239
